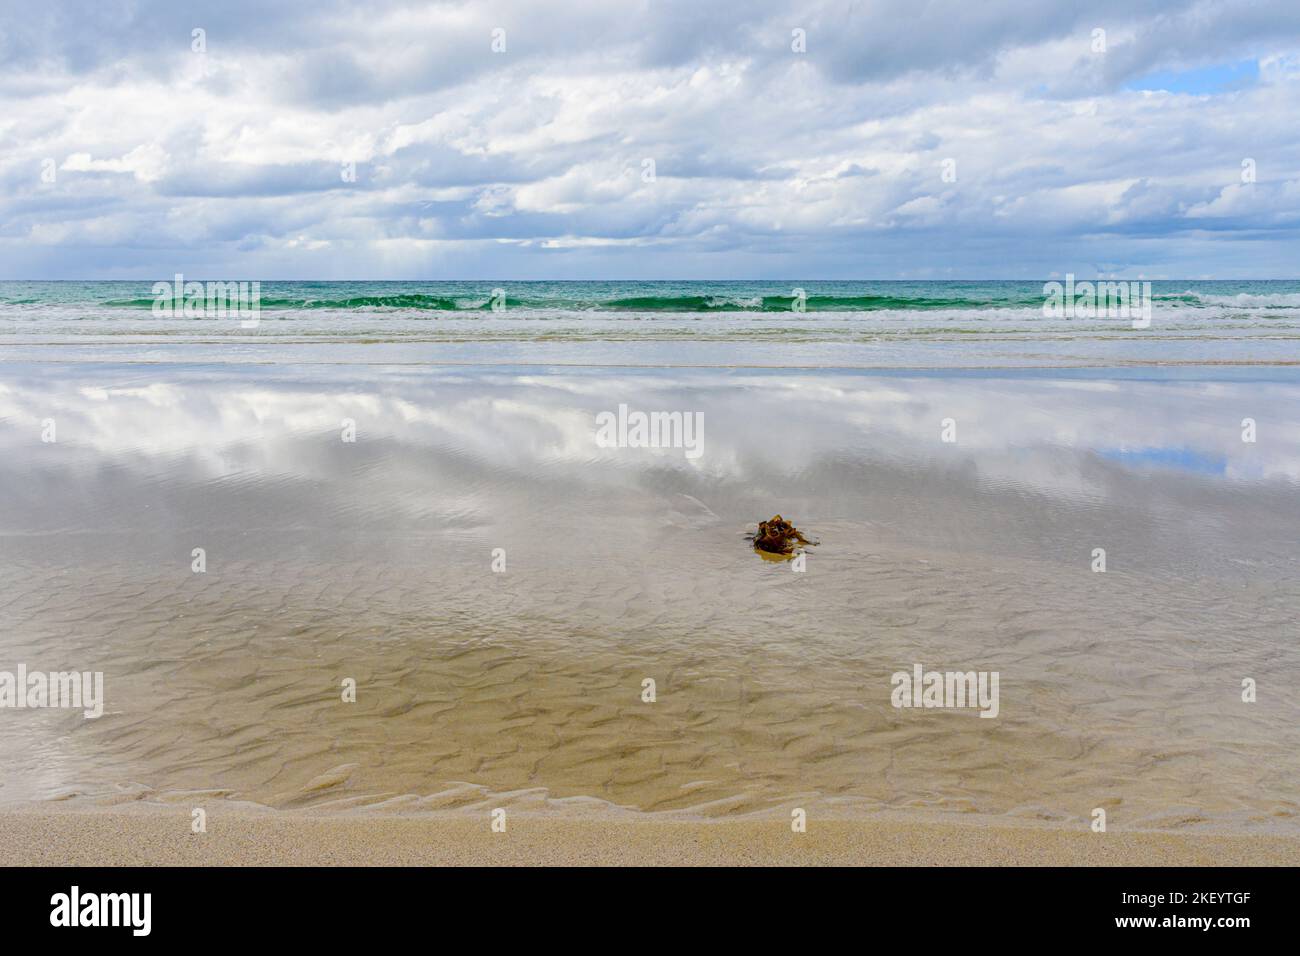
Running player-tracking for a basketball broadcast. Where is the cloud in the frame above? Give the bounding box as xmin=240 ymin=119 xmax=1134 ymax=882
xmin=2 ymin=0 xmax=1300 ymax=277
xmin=62 ymin=145 xmax=169 ymax=183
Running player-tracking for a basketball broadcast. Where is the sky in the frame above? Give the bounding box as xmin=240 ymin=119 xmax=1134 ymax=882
xmin=2 ymin=0 xmax=1300 ymax=279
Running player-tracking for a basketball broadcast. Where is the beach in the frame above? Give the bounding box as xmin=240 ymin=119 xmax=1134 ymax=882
xmin=4 ymin=807 xmax=1298 ymax=866
xmin=1 ymin=282 xmax=1299 ymax=865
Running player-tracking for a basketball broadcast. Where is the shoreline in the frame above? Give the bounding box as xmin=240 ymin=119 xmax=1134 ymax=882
xmin=2 ymin=807 xmax=1297 ymax=866
xmin=5 ymin=341 xmax=1300 ymax=370
xmin=5 ymin=352 xmax=1300 ymax=370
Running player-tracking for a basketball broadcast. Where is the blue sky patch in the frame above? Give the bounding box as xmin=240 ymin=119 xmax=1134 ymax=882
xmin=1125 ymin=59 xmax=1258 ymax=94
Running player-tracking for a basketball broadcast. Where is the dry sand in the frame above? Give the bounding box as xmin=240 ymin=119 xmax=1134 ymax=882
xmin=1 ymin=807 xmax=1297 ymax=866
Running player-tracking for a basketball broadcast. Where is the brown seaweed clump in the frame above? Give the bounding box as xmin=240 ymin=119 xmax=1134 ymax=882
xmin=747 ymin=514 xmax=816 ymax=556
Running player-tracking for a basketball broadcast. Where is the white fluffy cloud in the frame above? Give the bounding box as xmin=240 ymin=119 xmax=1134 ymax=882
xmin=2 ymin=0 xmax=1300 ymax=277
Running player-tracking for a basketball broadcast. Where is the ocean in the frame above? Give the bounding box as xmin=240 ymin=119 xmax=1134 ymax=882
xmin=4 ymin=278 xmax=1298 ymax=368
xmin=6 ymin=278 xmax=1300 ymax=315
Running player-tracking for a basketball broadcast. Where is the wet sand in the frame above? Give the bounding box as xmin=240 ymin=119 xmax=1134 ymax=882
xmin=2 ymin=360 xmax=1299 ymax=862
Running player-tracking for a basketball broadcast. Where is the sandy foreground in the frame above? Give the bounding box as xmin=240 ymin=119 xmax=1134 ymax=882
xmin=1 ymin=808 xmax=1297 ymax=866
xmin=4 ymin=365 xmax=1300 ymax=866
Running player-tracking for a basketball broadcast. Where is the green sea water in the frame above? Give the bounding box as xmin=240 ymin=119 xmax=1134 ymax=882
xmin=3 ymin=278 xmax=1300 ymax=314
xmin=2 ymin=279 xmax=1298 ymax=367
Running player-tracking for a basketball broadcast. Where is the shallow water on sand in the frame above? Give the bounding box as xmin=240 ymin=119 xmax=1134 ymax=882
xmin=1 ymin=362 xmax=1298 ymax=829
